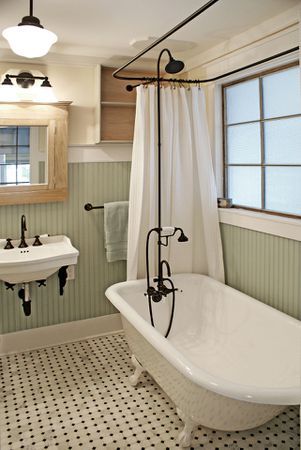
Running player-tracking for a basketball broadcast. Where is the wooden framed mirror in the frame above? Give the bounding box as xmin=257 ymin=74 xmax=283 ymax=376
xmin=0 ymin=101 xmax=71 ymax=205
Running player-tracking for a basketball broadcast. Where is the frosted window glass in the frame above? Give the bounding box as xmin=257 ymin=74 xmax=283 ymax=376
xmin=227 ymin=123 xmax=261 ymax=164
xmin=226 ymin=79 xmax=260 ymax=124
xmin=263 ymin=67 xmax=301 ymax=119
xmin=265 ymin=117 xmax=301 ymax=164
xmin=228 ymin=167 xmax=261 ymax=208
xmin=266 ymin=167 xmax=301 ymax=215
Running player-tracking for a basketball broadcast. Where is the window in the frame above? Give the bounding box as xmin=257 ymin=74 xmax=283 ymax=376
xmin=0 ymin=126 xmax=30 ymax=185
xmin=223 ymin=63 xmax=301 ymax=217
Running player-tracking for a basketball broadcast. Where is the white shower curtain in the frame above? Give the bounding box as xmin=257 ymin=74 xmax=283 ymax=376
xmin=127 ymin=85 xmax=224 ymax=283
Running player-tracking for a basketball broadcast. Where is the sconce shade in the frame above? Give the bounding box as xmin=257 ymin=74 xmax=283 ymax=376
xmin=35 ymin=76 xmax=57 ymax=102
xmin=0 ymin=83 xmax=18 ymax=102
xmin=2 ymin=24 xmax=57 ymax=58
xmin=35 ymin=85 xmax=57 ymax=103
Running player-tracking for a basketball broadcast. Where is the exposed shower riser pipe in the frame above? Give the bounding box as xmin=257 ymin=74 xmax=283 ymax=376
xmin=157 ymin=61 xmax=162 ymax=282
xmin=156 ymin=49 xmax=167 ymax=283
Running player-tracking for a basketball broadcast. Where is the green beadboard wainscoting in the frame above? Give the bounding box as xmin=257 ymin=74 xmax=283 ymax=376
xmin=1 ymin=168 xmax=300 ymax=335
xmin=0 ymin=162 xmax=131 ymax=334
xmin=221 ymin=223 xmax=301 ymax=320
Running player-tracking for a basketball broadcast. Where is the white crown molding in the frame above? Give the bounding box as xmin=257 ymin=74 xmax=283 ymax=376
xmin=185 ymin=5 xmax=300 ymax=73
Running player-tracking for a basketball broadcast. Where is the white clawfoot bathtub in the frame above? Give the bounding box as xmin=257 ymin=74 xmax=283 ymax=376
xmin=105 ymin=274 xmax=300 ymax=447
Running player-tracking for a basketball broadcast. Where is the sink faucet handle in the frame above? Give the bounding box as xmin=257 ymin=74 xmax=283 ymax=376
xmin=4 ymin=238 xmax=14 ymax=249
xmin=33 ymin=235 xmax=43 ymax=246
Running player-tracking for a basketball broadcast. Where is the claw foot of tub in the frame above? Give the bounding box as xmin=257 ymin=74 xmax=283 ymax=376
xmin=129 ymin=354 xmax=145 ymax=386
xmin=176 ymin=408 xmax=198 ymax=448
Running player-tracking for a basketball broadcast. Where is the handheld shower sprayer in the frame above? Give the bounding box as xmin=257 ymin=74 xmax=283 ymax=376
xmin=175 ymin=227 xmax=189 ymax=242
xmin=160 ymin=227 xmax=189 ymax=247
xmin=161 ymin=226 xmax=189 ymax=241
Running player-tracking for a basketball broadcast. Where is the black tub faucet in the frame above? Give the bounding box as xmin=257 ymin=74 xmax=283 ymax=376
xmin=19 ymin=214 xmax=28 ymax=248
xmin=160 ymin=259 xmax=171 ymax=278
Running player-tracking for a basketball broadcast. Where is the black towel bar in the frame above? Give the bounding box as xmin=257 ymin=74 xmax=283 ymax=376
xmin=84 ymin=203 xmax=104 ymax=211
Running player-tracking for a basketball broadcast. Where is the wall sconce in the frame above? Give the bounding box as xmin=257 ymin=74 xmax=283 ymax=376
xmin=2 ymin=0 xmax=57 ymax=58
xmin=0 ymin=72 xmax=57 ymax=103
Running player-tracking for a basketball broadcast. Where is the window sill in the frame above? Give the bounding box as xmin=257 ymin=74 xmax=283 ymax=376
xmin=219 ymin=208 xmax=301 ymax=242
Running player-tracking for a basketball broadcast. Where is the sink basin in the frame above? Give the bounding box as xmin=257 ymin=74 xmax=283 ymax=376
xmin=0 ymin=235 xmax=79 ymax=284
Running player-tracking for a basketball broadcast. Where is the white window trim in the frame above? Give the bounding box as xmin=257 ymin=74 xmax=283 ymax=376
xmin=219 ymin=208 xmax=301 ymax=242
xmin=213 ymin=50 xmax=301 ymax=241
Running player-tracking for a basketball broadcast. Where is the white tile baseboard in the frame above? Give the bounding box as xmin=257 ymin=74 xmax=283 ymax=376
xmin=0 ymin=313 xmax=122 ymax=355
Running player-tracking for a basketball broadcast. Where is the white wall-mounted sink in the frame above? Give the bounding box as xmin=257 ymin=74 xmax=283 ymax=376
xmin=0 ymin=235 xmax=79 ymax=284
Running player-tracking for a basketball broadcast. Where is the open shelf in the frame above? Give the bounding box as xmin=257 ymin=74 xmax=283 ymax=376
xmin=100 ymin=66 xmax=154 ymax=142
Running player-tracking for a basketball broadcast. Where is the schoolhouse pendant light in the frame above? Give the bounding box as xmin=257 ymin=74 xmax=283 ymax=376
xmin=2 ymin=0 xmax=57 ymax=58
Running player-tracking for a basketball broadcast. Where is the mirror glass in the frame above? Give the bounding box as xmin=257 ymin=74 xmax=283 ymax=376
xmin=0 ymin=125 xmax=48 ymax=186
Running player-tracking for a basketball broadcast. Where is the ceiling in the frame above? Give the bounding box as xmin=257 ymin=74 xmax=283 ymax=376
xmin=0 ymin=0 xmax=299 ymax=66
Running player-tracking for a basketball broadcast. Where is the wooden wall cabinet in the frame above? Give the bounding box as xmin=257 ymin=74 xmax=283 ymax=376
xmin=100 ymin=66 xmax=152 ymax=143
xmin=0 ymin=101 xmax=71 ymax=205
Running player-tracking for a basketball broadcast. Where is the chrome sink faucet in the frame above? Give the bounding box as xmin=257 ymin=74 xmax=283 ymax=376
xmin=19 ymin=214 xmax=28 ymax=248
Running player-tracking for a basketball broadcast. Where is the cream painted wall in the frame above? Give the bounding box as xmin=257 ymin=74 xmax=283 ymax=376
xmin=0 ymin=61 xmax=98 ymax=145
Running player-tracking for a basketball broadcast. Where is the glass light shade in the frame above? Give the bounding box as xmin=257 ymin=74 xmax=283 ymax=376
xmin=34 ymin=86 xmax=57 ymax=103
xmin=0 ymin=84 xmax=18 ymax=102
xmin=2 ymin=25 xmax=57 ymax=58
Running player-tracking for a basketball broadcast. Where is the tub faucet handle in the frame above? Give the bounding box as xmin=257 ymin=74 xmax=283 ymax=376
xmin=160 ymin=283 xmax=177 ymax=297
xmin=146 ymin=286 xmax=162 ymax=303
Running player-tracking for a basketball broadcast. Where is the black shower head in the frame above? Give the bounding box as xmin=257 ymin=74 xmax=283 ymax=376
xmin=178 ymin=231 xmax=188 ymax=242
xmin=165 ymin=56 xmax=185 ymax=74
xmin=176 ymin=228 xmax=189 ymax=242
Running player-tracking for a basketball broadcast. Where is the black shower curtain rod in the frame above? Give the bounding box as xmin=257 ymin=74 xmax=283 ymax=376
xmin=113 ymin=0 xmax=221 ymax=80
xmin=112 ymin=0 xmax=299 ymax=89
xmin=125 ymin=47 xmax=299 ymax=90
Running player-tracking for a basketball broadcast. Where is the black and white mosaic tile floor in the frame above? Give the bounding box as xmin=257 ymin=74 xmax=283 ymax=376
xmin=0 ymin=333 xmax=299 ymax=450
